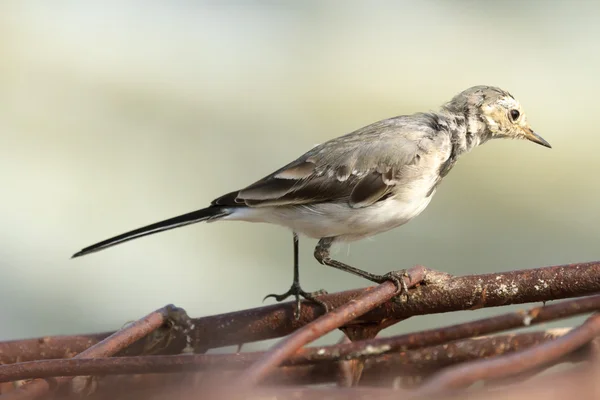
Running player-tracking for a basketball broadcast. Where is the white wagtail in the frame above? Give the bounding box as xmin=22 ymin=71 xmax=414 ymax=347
xmin=73 ymin=86 xmax=550 ymax=315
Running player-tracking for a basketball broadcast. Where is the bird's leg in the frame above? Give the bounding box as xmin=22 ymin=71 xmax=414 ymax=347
xmin=314 ymin=237 xmax=410 ymax=296
xmin=263 ymin=232 xmax=328 ymax=319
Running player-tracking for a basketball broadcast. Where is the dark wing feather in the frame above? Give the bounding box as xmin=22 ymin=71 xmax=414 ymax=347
xmin=349 ymin=170 xmax=393 ymax=208
xmin=211 ymin=117 xmax=425 ymax=209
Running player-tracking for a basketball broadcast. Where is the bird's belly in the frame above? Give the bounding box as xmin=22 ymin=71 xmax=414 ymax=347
xmin=230 ymin=193 xmax=434 ymax=241
xmin=335 ymin=195 xmax=434 ymax=241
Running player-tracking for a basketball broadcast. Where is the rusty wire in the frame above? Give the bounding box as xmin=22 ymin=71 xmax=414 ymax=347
xmin=83 ymin=361 xmax=600 ymax=400
xmin=2 ymin=293 xmax=598 ymax=384
xmin=415 ymin=312 xmax=600 ymax=395
xmin=294 ymin=292 xmax=600 ymax=363
xmin=1 ymin=261 xmax=598 ymax=366
xmin=0 ymin=305 xmax=186 ymax=400
xmin=0 ymin=261 xmax=599 ymax=399
xmin=189 ymin=261 xmax=600 ymax=350
xmin=2 ymin=330 xmax=586 ymax=388
xmin=236 ymin=266 xmax=427 ymax=386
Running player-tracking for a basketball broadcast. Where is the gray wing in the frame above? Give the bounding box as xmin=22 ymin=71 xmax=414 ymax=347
xmin=212 ymin=116 xmax=436 ymax=209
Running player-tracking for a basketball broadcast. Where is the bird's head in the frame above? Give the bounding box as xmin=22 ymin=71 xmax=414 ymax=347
xmin=445 ymin=85 xmax=551 ymax=148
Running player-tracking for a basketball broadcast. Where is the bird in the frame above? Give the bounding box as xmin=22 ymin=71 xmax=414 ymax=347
xmin=72 ymin=85 xmax=551 ymax=317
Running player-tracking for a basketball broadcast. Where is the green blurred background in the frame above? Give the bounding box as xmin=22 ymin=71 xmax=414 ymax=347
xmin=1 ymin=1 xmax=598 ymax=350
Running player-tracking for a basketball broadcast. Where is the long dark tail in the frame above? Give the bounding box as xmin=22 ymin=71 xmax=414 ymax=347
xmin=72 ymin=206 xmax=231 ymax=258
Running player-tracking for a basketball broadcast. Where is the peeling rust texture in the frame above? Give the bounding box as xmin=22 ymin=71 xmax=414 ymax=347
xmin=386 ymin=262 xmax=600 ymax=318
xmin=190 ymin=262 xmax=600 ymax=349
xmin=235 ymin=268 xmax=424 ymax=387
xmin=0 ymin=334 xmax=109 ymax=365
xmin=0 ymin=262 xmax=599 ymax=363
xmin=37 ymin=364 xmax=600 ymax=400
xmin=11 ymin=333 xmax=591 ymax=399
xmin=291 ymin=294 xmax=600 ymax=365
xmin=0 ymin=331 xmax=576 ymax=387
xmin=0 ymin=318 xmax=188 ymax=366
xmin=0 ymin=305 xmax=178 ymax=400
xmin=415 ymin=313 xmax=600 ymax=395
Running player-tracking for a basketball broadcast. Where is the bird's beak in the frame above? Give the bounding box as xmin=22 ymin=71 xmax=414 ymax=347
xmin=523 ymin=128 xmax=551 ymax=148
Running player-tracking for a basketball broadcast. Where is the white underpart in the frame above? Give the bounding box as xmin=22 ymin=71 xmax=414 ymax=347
xmin=221 ymin=174 xmax=437 ymax=242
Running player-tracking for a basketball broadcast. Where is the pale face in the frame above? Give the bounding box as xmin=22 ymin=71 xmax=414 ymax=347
xmin=481 ymin=95 xmax=551 ymax=148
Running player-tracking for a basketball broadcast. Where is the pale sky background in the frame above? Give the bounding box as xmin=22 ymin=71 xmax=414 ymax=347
xmin=1 ymin=1 xmax=598 ymax=350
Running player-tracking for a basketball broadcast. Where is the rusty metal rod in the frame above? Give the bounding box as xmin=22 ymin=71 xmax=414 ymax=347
xmin=0 ymin=305 xmax=181 ymax=400
xmin=236 ymin=267 xmax=425 ymax=386
xmin=0 ymin=330 xmax=576 ymax=383
xmin=1 ymin=262 xmax=599 ymax=365
xmin=189 ymin=262 xmax=600 ymax=350
xmin=415 ymin=313 xmax=600 ymax=395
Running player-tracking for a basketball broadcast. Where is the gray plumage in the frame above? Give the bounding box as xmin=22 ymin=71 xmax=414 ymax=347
xmin=72 ymin=85 xmax=550 ymax=312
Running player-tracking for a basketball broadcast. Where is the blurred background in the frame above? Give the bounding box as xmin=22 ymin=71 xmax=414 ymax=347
xmin=1 ymin=1 xmax=599 ymax=350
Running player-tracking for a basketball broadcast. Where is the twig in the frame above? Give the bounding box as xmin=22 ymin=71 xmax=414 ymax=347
xmin=415 ymin=313 xmax=600 ymax=395
xmin=0 ymin=305 xmax=185 ymax=400
xmin=236 ymin=267 xmax=426 ymax=386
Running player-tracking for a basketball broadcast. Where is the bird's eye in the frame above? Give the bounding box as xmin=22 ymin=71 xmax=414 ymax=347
xmin=509 ymin=109 xmax=520 ymax=122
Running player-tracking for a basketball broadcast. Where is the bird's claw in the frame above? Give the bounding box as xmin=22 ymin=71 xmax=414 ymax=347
xmin=263 ymin=284 xmax=329 ymax=320
xmin=375 ymin=269 xmax=411 ymax=299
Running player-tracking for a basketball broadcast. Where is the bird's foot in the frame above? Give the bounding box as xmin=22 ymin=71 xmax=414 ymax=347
xmin=264 ymin=283 xmax=329 ymax=320
xmin=372 ymin=269 xmax=411 ymax=299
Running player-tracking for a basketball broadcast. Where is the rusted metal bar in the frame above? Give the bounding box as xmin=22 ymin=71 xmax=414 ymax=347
xmin=415 ymin=313 xmax=600 ymax=395
xmin=1 ymin=291 xmax=599 ymax=386
xmin=0 ymin=305 xmax=185 ymax=400
xmin=267 ymin=330 xmax=594 ymax=387
xmin=82 ymin=361 xmax=600 ymax=400
xmin=0 ymin=334 xmax=110 ymax=365
xmin=295 ymin=292 xmax=600 ymax=364
xmin=190 ymin=261 xmax=600 ymax=350
xmin=0 ymin=262 xmax=598 ymax=364
xmin=0 ymin=329 xmax=589 ymax=387
xmin=332 ymin=335 xmax=356 ymax=387
xmin=236 ymin=267 xmax=427 ymax=386
xmin=230 ymin=387 xmax=404 ymax=400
